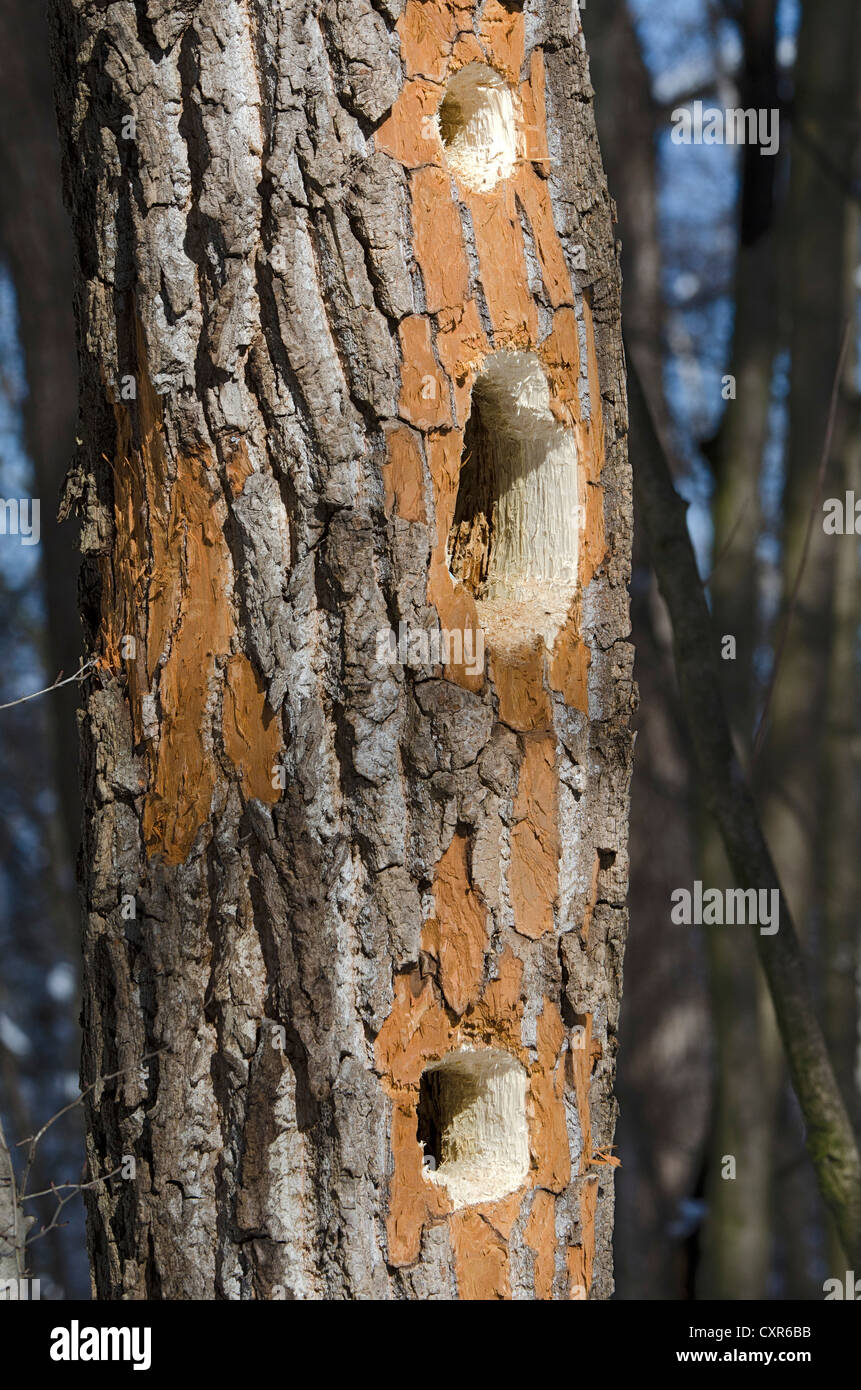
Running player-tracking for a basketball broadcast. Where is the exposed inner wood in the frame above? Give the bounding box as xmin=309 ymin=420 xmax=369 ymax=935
xmin=418 ymin=1049 xmax=530 ymax=1209
xmin=438 ymin=62 xmax=519 ymax=193
xmin=53 ymin=0 xmax=632 ymax=1303
xmin=447 ymin=350 xmax=580 ymax=651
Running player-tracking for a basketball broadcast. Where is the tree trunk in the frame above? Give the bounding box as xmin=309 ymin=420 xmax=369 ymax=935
xmin=696 ymin=0 xmax=781 ymax=1301
xmin=0 ymin=0 xmax=80 ymax=891
xmin=586 ymin=1 xmax=710 ymax=1301
xmin=759 ymin=0 xmax=861 ymax=1294
xmin=49 ymin=0 xmax=633 ymax=1300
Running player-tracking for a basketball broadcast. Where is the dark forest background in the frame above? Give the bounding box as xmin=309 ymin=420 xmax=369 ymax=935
xmin=1 ymin=0 xmax=858 ymax=1299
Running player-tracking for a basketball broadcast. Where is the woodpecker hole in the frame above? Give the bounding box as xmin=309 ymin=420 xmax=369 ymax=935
xmin=438 ymin=63 xmax=518 ymax=193
xmin=447 ymin=350 xmax=580 ymax=650
xmin=418 ymin=1049 xmax=530 ymax=1209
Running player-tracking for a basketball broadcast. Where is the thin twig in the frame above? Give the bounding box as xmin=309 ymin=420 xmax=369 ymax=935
xmin=18 ymin=1049 xmax=167 ymax=1197
xmin=702 ymin=483 xmax=757 ymax=587
xmin=25 ymin=1165 xmax=127 ymax=1246
xmin=4 ymin=1051 xmax=167 ymax=1270
xmin=751 ymin=321 xmax=851 ymax=764
xmin=22 ymin=1166 xmax=127 ymax=1203
xmin=0 ymin=658 xmax=98 ymax=713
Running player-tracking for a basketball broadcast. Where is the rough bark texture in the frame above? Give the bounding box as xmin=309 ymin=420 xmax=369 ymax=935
xmin=49 ymin=0 xmax=632 ymax=1300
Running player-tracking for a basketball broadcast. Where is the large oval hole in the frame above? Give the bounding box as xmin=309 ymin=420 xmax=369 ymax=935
xmin=418 ymin=1049 xmax=529 ymax=1209
xmin=447 ymin=350 xmax=580 ymax=650
xmin=438 ymin=63 xmax=518 ymax=193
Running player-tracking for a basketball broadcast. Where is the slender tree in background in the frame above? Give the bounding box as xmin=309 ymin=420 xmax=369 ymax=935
xmin=47 ymin=0 xmax=633 ymax=1298
xmin=0 ymin=0 xmax=79 ymax=858
xmin=629 ymin=354 xmax=861 ymax=1275
xmin=0 ymin=0 xmax=83 ymax=1298
xmin=761 ymin=0 xmax=861 ymax=1294
xmin=596 ymin=0 xmax=861 ymax=1298
xmin=586 ymin=2 xmax=710 ymax=1301
xmin=695 ymin=0 xmax=783 ymax=1301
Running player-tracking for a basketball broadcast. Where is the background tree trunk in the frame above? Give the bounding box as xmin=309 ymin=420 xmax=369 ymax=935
xmin=0 ymin=0 xmax=79 ymax=864
xmin=49 ymin=0 xmax=632 ymax=1300
xmin=586 ymin=1 xmax=711 ymax=1302
xmin=0 ymin=0 xmax=86 ymax=1299
xmin=695 ymin=0 xmax=781 ymax=1301
xmin=758 ymin=0 xmax=861 ymax=1295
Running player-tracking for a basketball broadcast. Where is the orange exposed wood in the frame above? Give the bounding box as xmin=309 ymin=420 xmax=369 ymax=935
xmin=450 ymin=1208 xmax=512 ymax=1298
xmin=386 ymin=1099 xmax=451 ymax=1265
xmin=567 ymin=1177 xmax=599 ymax=1298
xmin=577 ymin=297 xmax=608 ymax=592
xmin=376 ymin=79 xmax=443 ymax=167
xmin=398 ymin=0 xmax=469 ymax=80
xmin=426 ymin=432 xmax=484 ymax=691
xmin=411 ymin=166 xmax=471 ymax=313
xmin=510 ymin=734 xmax=559 ymax=940
xmin=463 ymin=185 xmax=538 ymax=342
xmin=382 ymin=425 xmax=427 ymax=523
xmin=106 ymin=319 xmax=284 ymax=865
xmin=376 ymin=941 xmax=569 ymax=1287
xmin=524 ymin=1189 xmax=557 ymax=1298
xmin=421 ymin=831 xmax=489 ymax=1014
xmin=479 ymin=0 xmax=525 ymax=79
xmin=520 ymin=51 xmax=550 ymax=166
xmin=141 ymin=449 xmax=233 ymax=863
xmin=375 ymin=0 xmax=611 ymax=1298
xmin=435 ymin=300 xmax=488 ymax=426
xmin=531 ymin=999 xmax=570 ymax=1189
xmin=490 ymin=641 xmax=552 ymax=731
xmin=397 ymin=316 xmax=453 ymax=430
xmin=515 ymin=53 xmax=573 ymax=306
xmin=517 ymin=167 xmax=575 ymax=307
xmin=548 ymin=610 xmax=590 ymax=715
xmin=375 ymin=969 xmax=455 ymax=1093
xmin=222 ymin=654 xmax=282 ymax=807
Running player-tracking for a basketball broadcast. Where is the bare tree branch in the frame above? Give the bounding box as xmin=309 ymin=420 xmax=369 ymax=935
xmin=628 ymin=346 xmax=861 ymax=1266
xmin=752 ymin=321 xmax=852 ymax=763
xmin=17 ymin=1048 xmax=165 ymax=1198
xmin=0 ymin=1049 xmax=169 ymax=1272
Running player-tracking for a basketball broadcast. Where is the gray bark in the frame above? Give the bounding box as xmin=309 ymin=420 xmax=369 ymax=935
xmin=49 ymin=0 xmax=632 ymax=1299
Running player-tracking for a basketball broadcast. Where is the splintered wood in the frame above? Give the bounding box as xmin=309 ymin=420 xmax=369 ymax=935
xmin=375 ymin=0 xmax=614 ymax=1300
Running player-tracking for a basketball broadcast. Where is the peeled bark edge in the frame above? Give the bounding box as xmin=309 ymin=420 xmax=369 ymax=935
xmin=47 ymin=0 xmax=633 ymax=1299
